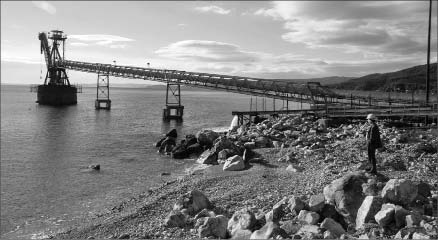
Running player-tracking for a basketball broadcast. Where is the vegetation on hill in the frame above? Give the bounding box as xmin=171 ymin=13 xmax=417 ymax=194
xmin=329 ymin=63 xmax=437 ymax=92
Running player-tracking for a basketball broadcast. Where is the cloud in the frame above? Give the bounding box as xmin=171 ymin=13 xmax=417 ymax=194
xmin=155 ymin=40 xmax=259 ymax=62
xmin=194 ymin=5 xmax=231 ymax=15
xmin=177 ymin=23 xmax=187 ymax=27
xmin=1 ymin=56 xmax=40 ymax=65
xmin=255 ymin=1 xmax=436 ymax=59
xmin=68 ymin=34 xmax=134 ymax=48
xmin=70 ymin=42 xmax=89 ymax=47
xmin=32 ymin=1 xmax=56 ymax=15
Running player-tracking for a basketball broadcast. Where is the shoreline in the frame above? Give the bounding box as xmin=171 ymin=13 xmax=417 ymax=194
xmin=52 ymin=115 xmax=438 ymax=239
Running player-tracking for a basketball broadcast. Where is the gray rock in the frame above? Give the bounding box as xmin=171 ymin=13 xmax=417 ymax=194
xmin=297 ymin=210 xmax=320 ymax=225
xmin=406 ymin=213 xmax=422 ymax=227
xmin=255 ymin=136 xmax=271 ymax=148
xmin=196 ymin=129 xmax=219 ymax=147
xmin=213 ymin=136 xmax=237 ymax=154
xmin=394 ymin=227 xmax=416 ymax=239
xmin=320 ymin=218 xmax=346 ymax=238
xmin=194 ymin=209 xmax=215 ymax=220
xmin=323 ymin=171 xmax=368 ymax=224
xmin=280 ymin=220 xmax=301 ymax=235
xmin=227 ymin=208 xmax=257 ymax=234
xmin=286 ymin=164 xmax=304 ymax=172
xmin=173 ymin=190 xmax=212 ymax=216
xmin=223 ymin=155 xmax=245 ymax=171
xmin=323 ymin=230 xmax=335 ymax=239
xmin=164 ymin=210 xmax=186 ymax=228
xmin=230 ymin=229 xmax=252 ymax=239
xmin=412 ymin=232 xmax=431 ymax=239
xmin=394 ymin=205 xmax=410 ymax=228
xmin=356 ymin=196 xmax=383 ymax=230
xmin=197 ymin=149 xmax=218 ymax=165
xmin=308 ymin=194 xmax=325 ymax=213
xmin=381 ymin=179 xmax=418 ymax=206
xmin=198 ymin=215 xmax=228 ymax=239
xmin=250 ymin=221 xmax=287 ymax=239
xmin=288 ymin=195 xmax=306 ymax=213
xmin=374 ymin=207 xmax=395 ymax=227
xmin=244 ymin=141 xmax=256 ymax=149
xmin=296 ymin=224 xmax=322 ymax=239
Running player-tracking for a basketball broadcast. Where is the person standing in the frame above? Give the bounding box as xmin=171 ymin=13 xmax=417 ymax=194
xmin=366 ymin=114 xmax=382 ymax=174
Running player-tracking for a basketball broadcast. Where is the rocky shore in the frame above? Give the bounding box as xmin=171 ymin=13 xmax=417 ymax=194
xmin=53 ymin=114 xmax=437 ymax=239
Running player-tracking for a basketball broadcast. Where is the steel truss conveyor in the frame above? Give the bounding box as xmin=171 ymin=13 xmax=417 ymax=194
xmin=62 ymin=60 xmax=340 ymax=104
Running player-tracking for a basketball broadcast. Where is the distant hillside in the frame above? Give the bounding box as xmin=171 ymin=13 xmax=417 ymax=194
xmin=272 ymin=76 xmax=353 ymax=85
xmin=330 ymin=63 xmax=437 ymax=91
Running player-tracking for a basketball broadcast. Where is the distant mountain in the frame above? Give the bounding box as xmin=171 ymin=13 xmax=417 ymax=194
xmin=271 ymin=76 xmax=353 ymax=85
xmin=329 ymin=63 xmax=437 ymax=91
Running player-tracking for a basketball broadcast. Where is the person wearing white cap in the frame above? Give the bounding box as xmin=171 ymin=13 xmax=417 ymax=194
xmin=365 ymin=114 xmax=382 ymax=174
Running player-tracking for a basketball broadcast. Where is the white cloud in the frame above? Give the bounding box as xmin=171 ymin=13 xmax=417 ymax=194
xmin=68 ymin=34 xmax=134 ymax=48
xmin=155 ymin=40 xmax=259 ymax=62
xmin=153 ymin=38 xmax=434 ymax=78
xmin=1 ymin=56 xmax=40 ymax=65
xmin=178 ymin=23 xmax=187 ymax=27
xmin=194 ymin=5 xmax=231 ymax=15
xmin=70 ymin=42 xmax=89 ymax=47
xmin=32 ymin=1 xmax=56 ymax=15
xmin=253 ymin=1 xmax=436 ymax=66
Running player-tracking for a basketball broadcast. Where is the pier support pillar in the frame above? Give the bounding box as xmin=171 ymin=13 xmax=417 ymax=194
xmin=163 ymin=80 xmax=183 ymax=120
xmin=95 ymin=73 xmax=111 ymax=110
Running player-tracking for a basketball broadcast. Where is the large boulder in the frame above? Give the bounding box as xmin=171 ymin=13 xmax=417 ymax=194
xmin=323 ymin=172 xmax=368 ymax=224
xmin=173 ymin=190 xmax=212 ymax=216
xmin=197 ymin=215 xmax=228 ymax=239
xmin=320 ymin=218 xmax=346 ymax=238
xmin=228 ymin=208 xmax=257 ymax=235
xmin=197 ymin=149 xmax=218 ymax=165
xmin=250 ymin=222 xmax=287 ymax=239
xmin=164 ymin=210 xmax=186 ymax=228
xmin=196 ymin=129 xmax=220 ymax=147
xmin=356 ymin=196 xmax=383 ymax=230
xmin=381 ymin=179 xmax=418 ymax=206
xmin=223 ymin=155 xmax=245 ymax=171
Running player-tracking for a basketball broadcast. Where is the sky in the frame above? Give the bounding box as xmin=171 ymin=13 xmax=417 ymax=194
xmin=1 ymin=1 xmax=437 ymax=85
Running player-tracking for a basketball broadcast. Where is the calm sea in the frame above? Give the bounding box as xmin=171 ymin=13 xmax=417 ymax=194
xmin=0 ymin=84 xmax=305 ymax=239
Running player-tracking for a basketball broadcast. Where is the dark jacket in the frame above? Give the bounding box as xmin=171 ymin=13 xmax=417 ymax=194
xmin=367 ymin=122 xmax=382 ymax=148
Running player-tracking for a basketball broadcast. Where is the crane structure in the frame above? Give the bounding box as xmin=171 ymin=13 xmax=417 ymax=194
xmin=36 ymin=30 xmax=78 ymax=105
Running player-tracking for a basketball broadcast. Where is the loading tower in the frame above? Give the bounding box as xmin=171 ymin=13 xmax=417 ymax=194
xmin=36 ymin=30 xmax=78 ymax=105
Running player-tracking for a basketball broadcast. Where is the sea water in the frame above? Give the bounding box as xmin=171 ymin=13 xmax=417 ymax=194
xmin=0 ymin=84 xmax=304 ymax=239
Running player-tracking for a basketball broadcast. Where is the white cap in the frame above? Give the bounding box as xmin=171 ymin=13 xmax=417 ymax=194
xmin=366 ymin=113 xmax=376 ymax=120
